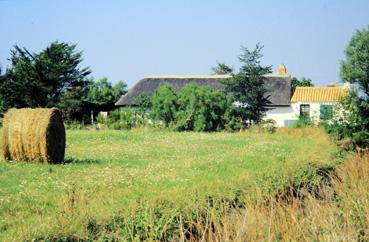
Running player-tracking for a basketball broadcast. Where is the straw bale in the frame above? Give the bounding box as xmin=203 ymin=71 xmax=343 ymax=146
xmin=2 ymin=108 xmax=65 ymax=163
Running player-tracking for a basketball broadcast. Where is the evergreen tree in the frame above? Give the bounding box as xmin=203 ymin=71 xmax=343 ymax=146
xmin=0 ymin=68 xmax=5 ymax=115
xmin=223 ymin=44 xmax=272 ymax=129
xmin=211 ymin=61 xmax=234 ymax=74
xmin=0 ymin=41 xmax=91 ymax=117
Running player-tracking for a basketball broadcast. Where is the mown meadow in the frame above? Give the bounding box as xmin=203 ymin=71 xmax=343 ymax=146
xmin=0 ymin=128 xmax=343 ymax=240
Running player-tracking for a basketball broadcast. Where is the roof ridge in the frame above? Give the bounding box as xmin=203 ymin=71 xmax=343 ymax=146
xmin=295 ymin=86 xmax=345 ymax=89
xmin=144 ymin=75 xmax=232 ymax=79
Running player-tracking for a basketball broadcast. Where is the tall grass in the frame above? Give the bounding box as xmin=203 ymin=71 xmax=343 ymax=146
xmin=0 ymin=128 xmax=356 ymax=241
xmin=29 ymin=152 xmax=368 ymax=241
xmin=183 ymin=152 xmax=369 ymax=241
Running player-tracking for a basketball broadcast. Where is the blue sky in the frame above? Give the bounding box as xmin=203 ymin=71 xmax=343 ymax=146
xmin=1 ymin=0 xmax=369 ymax=87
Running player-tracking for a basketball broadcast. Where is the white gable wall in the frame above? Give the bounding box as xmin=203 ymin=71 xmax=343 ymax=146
xmin=264 ymin=106 xmax=297 ymax=127
xmin=264 ymin=102 xmax=338 ymax=127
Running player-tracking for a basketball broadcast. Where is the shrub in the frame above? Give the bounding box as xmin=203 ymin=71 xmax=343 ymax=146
xmin=261 ymin=119 xmax=277 ymax=133
xmin=151 ymin=84 xmax=178 ymax=127
xmin=135 ymin=94 xmax=152 ymax=115
xmin=293 ymin=116 xmax=313 ymax=128
xmin=97 ymin=108 xmax=149 ymax=130
xmin=175 ymin=84 xmax=230 ymax=132
xmin=352 ymin=131 xmax=369 ymax=147
xmin=322 ymin=90 xmax=369 ymax=148
xmin=65 ymin=120 xmax=86 ymax=130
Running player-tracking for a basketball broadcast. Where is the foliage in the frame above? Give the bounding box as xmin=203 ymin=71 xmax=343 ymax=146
xmin=222 ymin=44 xmax=272 ymax=129
xmin=291 ymin=76 xmax=314 ymax=87
xmin=0 ymin=42 xmax=91 ymax=118
xmin=175 ymin=84 xmax=230 ymax=131
xmin=112 ymin=80 xmax=128 ymax=101
xmin=135 ymin=93 xmax=152 ymax=115
xmin=293 ymin=116 xmax=313 ymax=128
xmin=144 ymin=83 xmax=236 ymax=131
xmin=86 ymin=77 xmax=127 ymax=110
xmin=151 ymin=83 xmax=178 ymax=127
xmin=0 ymin=69 xmax=5 ymax=115
xmin=58 ymin=86 xmax=88 ymax=121
xmin=103 ymin=108 xmax=132 ymax=130
xmin=326 ymin=25 xmax=369 ymax=148
xmin=341 ymin=25 xmax=369 ymax=97
xmin=223 ymin=102 xmax=242 ymax=131
xmin=211 ymin=61 xmax=234 ymax=74
xmin=324 ymin=90 xmax=369 ymax=147
xmin=64 ymin=120 xmax=86 ymax=130
xmin=352 ymin=131 xmax=369 ymax=147
xmin=97 ymin=108 xmax=148 ymax=130
xmin=261 ymin=119 xmax=277 ymax=133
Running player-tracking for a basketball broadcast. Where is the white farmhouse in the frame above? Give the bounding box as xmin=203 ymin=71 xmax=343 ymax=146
xmin=264 ymin=66 xmax=348 ymax=126
xmin=115 ymin=65 xmax=348 ymax=127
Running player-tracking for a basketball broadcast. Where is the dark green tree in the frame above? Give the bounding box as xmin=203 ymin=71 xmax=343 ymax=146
xmin=341 ymin=26 xmax=369 ymax=97
xmin=0 ymin=41 xmax=90 ymax=116
xmin=135 ymin=93 xmax=152 ymax=114
xmin=151 ymin=83 xmax=178 ymax=127
xmin=112 ymin=80 xmax=127 ymax=101
xmin=0 ymin=68 xmax=5 ymax=115
xmin=223 ymin=44 xmax=272 ymax=129
xmin=337 ymin=25 xmax=369 ymax=147
xmin=86 ymin=77 xmax=127 ymax=110
xmin=211 ymin=61 xmax=234 ymax=74
xmin=58 ymin=86 xmax=88 ymax=121
xmin=291 ymin=77 xmax=314 ymax=87
xmin=176 ymin=84 xmax=229 ymax=131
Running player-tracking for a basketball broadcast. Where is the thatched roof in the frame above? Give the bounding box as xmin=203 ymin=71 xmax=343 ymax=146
xmin=115 ymin=74 xmax=292 ymax=106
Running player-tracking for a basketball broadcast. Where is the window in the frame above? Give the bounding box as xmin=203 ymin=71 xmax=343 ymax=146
xmin=320 ymin=105 xmax=333 ymax=120
xmin=300 ymin=104 xmax=310 ymax=118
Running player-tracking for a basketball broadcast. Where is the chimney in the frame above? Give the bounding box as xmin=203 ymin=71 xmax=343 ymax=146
xmin=278 ymin=64 xmax=287 ymax=74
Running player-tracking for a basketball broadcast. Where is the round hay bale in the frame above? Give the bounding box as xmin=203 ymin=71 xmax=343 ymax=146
xmin=2 ymin=108 xmax=66 ymax=163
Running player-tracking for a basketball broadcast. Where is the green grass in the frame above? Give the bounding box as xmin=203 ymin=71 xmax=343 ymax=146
xmin=0 ymin=128 xmax=340 ymax=240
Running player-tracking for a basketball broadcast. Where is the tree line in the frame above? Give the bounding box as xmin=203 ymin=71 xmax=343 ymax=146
xmin=0 ymin=41 xmax=278 ymax=129
xmin=100 ymin=43 xmax=277 ymax=131
xmin=0 ymin=41 xmax=127 ymax=122
xmin=1 ymin=24 xmax=368 ymax=147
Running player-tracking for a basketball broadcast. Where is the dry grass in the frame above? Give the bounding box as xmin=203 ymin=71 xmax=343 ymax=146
xmin=188 ymin=152 xmax=369 ymax=242
xmin=2 ymin=108 xmax=65 ymax=163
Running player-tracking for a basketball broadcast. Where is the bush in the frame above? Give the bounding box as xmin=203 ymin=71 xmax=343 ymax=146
xmin=322 ymin=90 xmax=369 ymax=148
xmin=352 ymin=131 xmax=369 ymax=147
xmin=151 ymin=84 xmax=177 ymax=127
xmin=97 ymin=108 xmax=149 ymax=130
xmin=293 ymin=116 xmax=313 ymax=128
xmin=261 ymin=119 xmax=277 ymax=133
xmin=175 ymin=84 xmax=230 ymax=132
xmin=65 ymin=120 xmax=86 ymax=130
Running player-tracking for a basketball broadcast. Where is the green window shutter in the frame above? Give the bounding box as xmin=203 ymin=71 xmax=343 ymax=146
xmin=320 ymin=105 xmax=333 ymax=120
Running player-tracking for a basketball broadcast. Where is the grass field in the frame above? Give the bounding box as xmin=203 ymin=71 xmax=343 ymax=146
xmin=0 ymin=128 xmax=341 ymax=240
